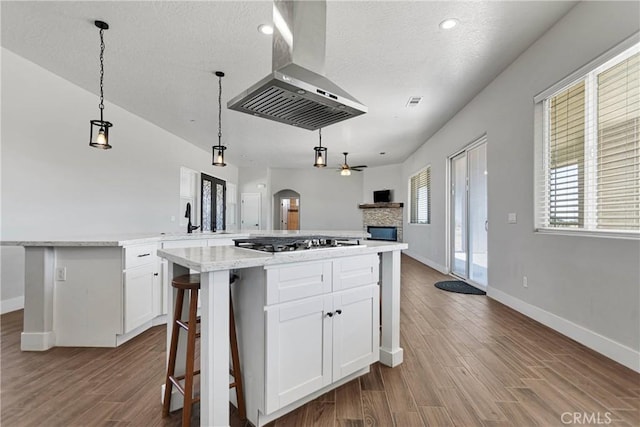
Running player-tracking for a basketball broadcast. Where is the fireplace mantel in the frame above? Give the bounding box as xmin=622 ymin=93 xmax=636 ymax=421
xmin=358 ymin=203 xmax=404 ymax=209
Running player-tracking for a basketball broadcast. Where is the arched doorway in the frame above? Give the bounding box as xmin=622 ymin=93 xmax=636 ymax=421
xmin=273 ymin=189 xmax=300 ymax=230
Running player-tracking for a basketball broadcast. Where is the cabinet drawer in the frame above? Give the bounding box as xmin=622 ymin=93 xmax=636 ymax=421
xmin=332 ymin=254 xmax=379 ymax=291
xmin=124 ymin=243 xmax=158 ymax=269
xmin=266 ymin=261 xmax=332 ymax=305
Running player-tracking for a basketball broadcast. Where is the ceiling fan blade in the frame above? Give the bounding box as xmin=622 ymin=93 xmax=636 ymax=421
xmin=351 ymin=165 xmax=368 ymax=169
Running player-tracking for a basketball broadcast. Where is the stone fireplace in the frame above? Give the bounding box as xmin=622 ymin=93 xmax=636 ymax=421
xmin=358 ymin=202 xmax=404 ymax=242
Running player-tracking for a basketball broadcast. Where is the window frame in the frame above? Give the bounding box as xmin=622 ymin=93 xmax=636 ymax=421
xmin=534 ymin=35 xmax=640 ymax=239
xmin=408 ymin=165 xmax=431 ymax=225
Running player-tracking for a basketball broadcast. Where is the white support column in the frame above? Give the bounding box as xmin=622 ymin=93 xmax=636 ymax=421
xmin=200 ymin=269 xmax=231 ymax=427
xmin=21 ymin=247 xmax=56 ymax=351
xmin=379 ymin=250 xmax=403 ymax=367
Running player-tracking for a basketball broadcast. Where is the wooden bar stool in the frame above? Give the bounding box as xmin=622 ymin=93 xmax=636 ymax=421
xmin=162 ymin=273 xmax=245 ymax=426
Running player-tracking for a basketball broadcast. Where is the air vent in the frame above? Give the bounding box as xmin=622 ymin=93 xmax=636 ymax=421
xmin=406 ymin=96 xmax=423 ymax=107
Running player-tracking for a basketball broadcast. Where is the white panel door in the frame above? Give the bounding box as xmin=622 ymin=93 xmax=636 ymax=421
xmin=241 ymin=193 xmax=261 ymax=230
xmin=332 ymin=285 xmax=379 ymax=380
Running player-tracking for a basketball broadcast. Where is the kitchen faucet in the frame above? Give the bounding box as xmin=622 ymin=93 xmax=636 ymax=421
xmin=184 ymin=202 xmax=199 ymax=233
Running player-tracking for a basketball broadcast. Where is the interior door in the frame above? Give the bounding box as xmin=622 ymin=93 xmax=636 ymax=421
xmin=241 ymin=193 xmax=261 ymax=230
xmin=450 ymin=138 xmax=488 ymax=288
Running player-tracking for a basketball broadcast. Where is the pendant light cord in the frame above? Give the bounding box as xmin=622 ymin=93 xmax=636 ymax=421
xmin=217 ymin=74 xmax=222 ymax=145
xmin=319 ymin=128 xmax=322 ymax=147
xmin=98 ymin=28 xmax=105 ymax=121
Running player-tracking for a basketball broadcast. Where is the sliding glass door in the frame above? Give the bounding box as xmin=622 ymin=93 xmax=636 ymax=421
xmin=450 ymin=138 xmax=488 ymax=287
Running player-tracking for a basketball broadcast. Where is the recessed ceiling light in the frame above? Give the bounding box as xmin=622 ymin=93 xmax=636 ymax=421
xmin=439 ymin=18 xmax=458 ymax=30
xmin=258 ymin=24 xmax=273 ymax=35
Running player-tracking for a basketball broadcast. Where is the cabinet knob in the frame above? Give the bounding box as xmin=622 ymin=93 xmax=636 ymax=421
xmin=325 ymin=312 xmax=333 ymax=318
xmin=335 ymin=309 xmax=342 ymax=315
xmin=154 ymin=273 xmax=159 ymax=276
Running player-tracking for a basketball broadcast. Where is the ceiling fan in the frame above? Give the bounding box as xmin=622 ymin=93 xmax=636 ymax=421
xmin=338 ymin=152 xmax=367 ymax=176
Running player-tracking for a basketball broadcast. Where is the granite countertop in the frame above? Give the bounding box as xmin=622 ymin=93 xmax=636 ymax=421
xmin=1 ymin=230 xmax=370 ymax=247
xmin=157 ymin=240 xmax=408 ymax=272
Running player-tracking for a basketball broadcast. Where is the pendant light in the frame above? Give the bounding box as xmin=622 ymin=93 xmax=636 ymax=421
xmin=313 ymin=128 xmax=327 ymax=168
xmin=212 ymin=71 xmax=227 ymax=167
xmin=89 ymin=20 xmax=113 ymax=149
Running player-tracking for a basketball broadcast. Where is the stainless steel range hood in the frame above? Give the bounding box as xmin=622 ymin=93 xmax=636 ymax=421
xmin=227 ymin=0 xmax=367 ymax=130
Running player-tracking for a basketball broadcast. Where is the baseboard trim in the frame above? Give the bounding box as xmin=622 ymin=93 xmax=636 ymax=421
xmin=488 ymin=287 xmax=640 ymax=373
xmin=21 ymin=331 xmax=56 ymax=351
xmin=403 ymin=251 xmax=447 ymax=274
xmin=1 ymin=296 xmax=24 ymax=314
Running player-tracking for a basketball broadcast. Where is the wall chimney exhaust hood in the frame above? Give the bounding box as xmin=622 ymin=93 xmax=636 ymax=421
xmin=227 ymin=0 xmax=367 ymax=131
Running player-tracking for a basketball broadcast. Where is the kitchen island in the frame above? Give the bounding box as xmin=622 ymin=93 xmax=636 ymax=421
xmin=5 ymin=231 xmax=406 ymax=427
xmin=158 ymin=238 xmax=406 ymax=427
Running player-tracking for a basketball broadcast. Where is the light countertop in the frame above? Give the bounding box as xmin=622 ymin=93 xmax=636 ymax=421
xmin=2 ymin=230 xmax=370 ymax=247
xmin=157 ymin=240 xmax=408 ymax=272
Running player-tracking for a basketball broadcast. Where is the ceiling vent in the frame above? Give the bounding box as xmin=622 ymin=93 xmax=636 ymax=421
xmin=228 ymin=0 xmax=367 ymax=130
xmin=406 ymin=96 xmax=423 ymax=107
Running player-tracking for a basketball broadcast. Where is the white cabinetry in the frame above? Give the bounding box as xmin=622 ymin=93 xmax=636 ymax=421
xmin=236 ymin=254 xmax=379 ymax=425
xmin=123 ymin=243 xmax=160 ymax=333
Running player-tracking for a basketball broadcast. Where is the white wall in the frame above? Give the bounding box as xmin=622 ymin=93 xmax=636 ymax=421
xmin=270 ymin=168 xmax=363 ymax=231
xmin=401 ymin=1 xmax=640 ymax=369
xmin=0 ymin=48 xmax=238 ymax=311
xmin=362 ymin=164 xmax=403 ymax=204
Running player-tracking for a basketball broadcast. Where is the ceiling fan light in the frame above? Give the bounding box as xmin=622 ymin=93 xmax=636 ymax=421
xmin=341 ymin=168 xmax=351 ymax=176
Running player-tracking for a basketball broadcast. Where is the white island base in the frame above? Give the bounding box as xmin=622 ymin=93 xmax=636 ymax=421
xmin=158 ymin=240 xmax=406 ymax=427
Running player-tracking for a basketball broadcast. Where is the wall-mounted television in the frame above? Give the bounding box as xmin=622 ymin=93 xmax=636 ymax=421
xmin=373 ymin=189 xmax=391 ymax=203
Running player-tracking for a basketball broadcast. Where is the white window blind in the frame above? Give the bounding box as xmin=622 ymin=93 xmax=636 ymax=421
xmin=538 ymin=42 xmax=640 ymax=235
xmin=410 ymin=167 xmax=430 ymax=224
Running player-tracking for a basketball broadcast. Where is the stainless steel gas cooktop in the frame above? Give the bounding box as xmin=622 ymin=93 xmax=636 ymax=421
xmin=234 ymin=236 xmax=363 ymax=253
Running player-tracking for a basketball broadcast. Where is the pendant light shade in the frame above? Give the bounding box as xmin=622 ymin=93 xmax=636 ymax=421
xmin=89 ymin=20 xmax=113 ymax=149
xmin=313 ymin=128 xmax=327 ymax=168
xmin=212 ymin=71 xmax=227 ymax=167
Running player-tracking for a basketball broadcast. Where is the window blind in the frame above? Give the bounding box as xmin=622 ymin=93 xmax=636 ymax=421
xmin=538 ymin=43 xmax=640 ymax=235
xmin=547 ymin=81 xmax=585 ymax=228
xmin=596 ymin=53 xmax=640 ymax=230
xmin=410 ymin=167 xmax=430 ymax=224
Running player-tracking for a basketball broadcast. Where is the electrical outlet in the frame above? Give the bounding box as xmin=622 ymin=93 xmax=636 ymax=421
xmin=56 ymin=267 xmax=67 ymax=281
xmin=523 ymin=275 xmax=528 ymax=288
xmin=170 ymin=215 xmax=176 ymax=222
xmin=508 ymin=213 xmax=517 ymax=224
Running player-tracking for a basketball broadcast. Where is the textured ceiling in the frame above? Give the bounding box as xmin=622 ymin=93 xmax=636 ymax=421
xmin=1 ymin=1 xmax=576 ymax=169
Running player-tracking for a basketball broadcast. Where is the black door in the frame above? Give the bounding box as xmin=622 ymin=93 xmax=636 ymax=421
xmin=201 ymin=173 xmax=226 ymax=232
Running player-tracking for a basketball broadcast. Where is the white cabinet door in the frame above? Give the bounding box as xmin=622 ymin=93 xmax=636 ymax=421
xmin=264 ymin=294 xmax=332 ymax=414
xmin=124 ymin=263 xmax=156 ymax=333
xmin=332 ymin=285 xmax=380 ymax=380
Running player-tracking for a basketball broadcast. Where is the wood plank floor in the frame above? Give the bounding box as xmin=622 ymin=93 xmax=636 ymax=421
xmin=1 ymin=255 xmax=638 ymax=426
